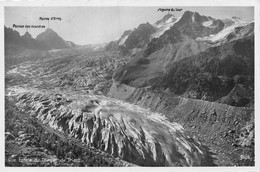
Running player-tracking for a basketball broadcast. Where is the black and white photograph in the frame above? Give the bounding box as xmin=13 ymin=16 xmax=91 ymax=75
xmin=2 ymin=0 xmax=258 ymax=169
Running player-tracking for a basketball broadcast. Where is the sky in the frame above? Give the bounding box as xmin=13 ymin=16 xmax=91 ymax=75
xmin=5 ymin=6 xmax=254 ymax=45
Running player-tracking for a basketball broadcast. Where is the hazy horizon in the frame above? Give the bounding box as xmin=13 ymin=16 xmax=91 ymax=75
xmin=5 ymin=6 xmax=254 ymax=45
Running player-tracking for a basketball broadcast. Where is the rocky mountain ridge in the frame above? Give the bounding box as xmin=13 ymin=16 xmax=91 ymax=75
xmin=5 ymin=27 xmax=49 ymax=57
xmin=112 ymin=11 xmax=254 ymax=107
xmin=5 ymin=27 xmax=77 ymax=58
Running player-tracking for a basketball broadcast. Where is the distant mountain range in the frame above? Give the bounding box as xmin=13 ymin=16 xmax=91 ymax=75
xmin=4 ymin=27 xmax=77 ymax=57
xmin=107 ymin=11 xmax=253 ymax=58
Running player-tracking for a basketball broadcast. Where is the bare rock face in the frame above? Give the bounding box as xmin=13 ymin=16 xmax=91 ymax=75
xmin=8 ymin=87 xmax=214 ymax=166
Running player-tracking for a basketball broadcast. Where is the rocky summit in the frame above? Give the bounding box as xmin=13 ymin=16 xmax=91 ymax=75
xmin=36 ymin=28 xmax=69 ymax=49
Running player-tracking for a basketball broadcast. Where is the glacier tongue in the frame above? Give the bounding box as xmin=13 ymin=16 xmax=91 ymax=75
xmin=9 ymin=87 xmax=213 ymax=166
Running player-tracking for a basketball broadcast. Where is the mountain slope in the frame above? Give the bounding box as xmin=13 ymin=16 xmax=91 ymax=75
xmin=112 ymin=11 xmax=254 ymax=107
xmin=114 ymin=35 xmax=254 ymax=106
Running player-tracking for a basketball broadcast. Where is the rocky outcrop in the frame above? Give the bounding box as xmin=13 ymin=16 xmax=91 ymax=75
xmin=8 ymin=87 xmax=215 ymax=166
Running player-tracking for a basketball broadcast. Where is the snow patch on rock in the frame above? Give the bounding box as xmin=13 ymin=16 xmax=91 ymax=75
xmin=202 ymin=20 xmax=213 ymax=27
xmin=151 ymin=17 xmax=180 ymax=39
xmin=119 ymin=35 xmax=129 ymax=46
xmin=192 ymin=12 xmax=195 ymax=22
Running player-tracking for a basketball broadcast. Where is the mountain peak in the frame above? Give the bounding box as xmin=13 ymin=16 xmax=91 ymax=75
xmin=136 ymin=22 xmax=154 ymax=31
xmin=45 ymin=28 xmax=55 ymax=32
xmin=178 ymin=11 xmax=196 ymax=23
xmin=177 ymin=10 xmax=213 ymax=26
xmin=156 ymin=14 xmax=175 ymax=25
xmin=183 ymin=10 xmax=194 ymax=16
xmin=22 ymin=31 xmax=32 ymax=39
xmin=42 ymin=28 xmax=59 ymax=36
xmin=36 ymin=28 xmax=68 ymax=49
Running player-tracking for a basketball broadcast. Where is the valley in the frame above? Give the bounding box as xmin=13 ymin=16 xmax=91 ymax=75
xmin=5 ymin=8 xmax=255 ymax=167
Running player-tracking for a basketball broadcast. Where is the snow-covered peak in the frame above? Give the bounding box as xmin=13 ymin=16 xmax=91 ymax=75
xmin=151 ymin=16 xmax=180 ymax=39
